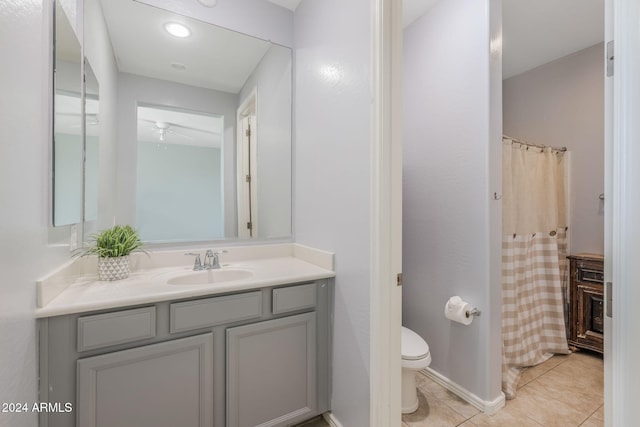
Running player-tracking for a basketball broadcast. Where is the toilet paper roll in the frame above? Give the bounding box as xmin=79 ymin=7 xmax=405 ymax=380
xmin=444 ymin=296 xmax=473 ymax=325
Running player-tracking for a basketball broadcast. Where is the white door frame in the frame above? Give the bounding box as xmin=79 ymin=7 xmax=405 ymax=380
xmin=370 ymin=0 xmax=403 ymax=426
xmin=606 ymin=0 xmax=640 ymax=425
xmin=603 ymin=0 xmax=613 ymax=424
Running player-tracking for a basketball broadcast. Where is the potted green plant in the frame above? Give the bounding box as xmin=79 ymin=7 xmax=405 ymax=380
xmin=77 ymin=225 xmax=145 ymax=281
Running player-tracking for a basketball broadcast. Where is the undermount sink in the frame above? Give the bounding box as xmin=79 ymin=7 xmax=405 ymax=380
xmin=167 ymin=269 xmax=253 ymax=285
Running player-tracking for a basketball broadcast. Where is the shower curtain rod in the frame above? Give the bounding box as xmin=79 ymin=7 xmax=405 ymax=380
xmin=503 ymin=135 xmax=567 ymax=152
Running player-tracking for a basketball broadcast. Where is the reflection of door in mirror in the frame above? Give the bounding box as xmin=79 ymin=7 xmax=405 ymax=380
xmin=136 ymin=105 xmax=224 ymax=242
xmin=237 ymin=91 xmax=258 ymax=238
xmin=53 ymin=0 xmax=82 ymax=226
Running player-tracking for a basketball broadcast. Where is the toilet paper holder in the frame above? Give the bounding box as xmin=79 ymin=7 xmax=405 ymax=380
xmin=465 ymin=308 xmax=481 ymax=319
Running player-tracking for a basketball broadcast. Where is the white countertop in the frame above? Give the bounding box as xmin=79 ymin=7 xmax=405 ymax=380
xmin=36 ymin=244 xmax=335 ymax=318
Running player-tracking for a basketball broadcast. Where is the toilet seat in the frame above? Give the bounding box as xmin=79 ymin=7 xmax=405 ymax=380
xmin=401 ymin=326 xmax=430 ymax=360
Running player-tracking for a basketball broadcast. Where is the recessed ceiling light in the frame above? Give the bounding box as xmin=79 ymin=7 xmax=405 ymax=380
xmin=164 ymin=22 xmax=191 ymax=38
xmin=197 ymin=0 xmax=218 ymax=7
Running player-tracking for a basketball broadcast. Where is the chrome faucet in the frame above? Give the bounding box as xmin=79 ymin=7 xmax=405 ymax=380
xmin=185 ymin=253 xmax=204 ymax=271
xmin=204 ymin=249 xmax=227 ymax=270
xmin=186 ymin=250 xmax=227 ymax=270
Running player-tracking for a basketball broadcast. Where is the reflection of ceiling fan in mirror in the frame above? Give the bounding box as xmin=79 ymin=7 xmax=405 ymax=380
xmin=152 ymin=121 xmax=191 ymax=142
xmin=136 ymin=105 xmax=224 ymax=149
xmin=138 ymin=118 xmax=221 ymax=147
xmin=140 ymin=119 xmax=217 ymax=142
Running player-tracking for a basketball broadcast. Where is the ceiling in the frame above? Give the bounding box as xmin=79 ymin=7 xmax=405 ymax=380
xmin=403 ymin=0 xmax=604 ymax=79
xmin=99 ymin=0 xmax=271 ymax=93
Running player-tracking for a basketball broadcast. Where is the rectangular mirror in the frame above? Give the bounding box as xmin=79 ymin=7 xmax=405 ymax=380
xmin=81 ymin=0 xmax=292 ymax=243
xmin=53 ymin=0 xmax=83 ymax=226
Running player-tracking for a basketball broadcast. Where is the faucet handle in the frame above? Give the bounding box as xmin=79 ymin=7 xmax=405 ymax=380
xmin=185 ymin=253 xmax=203 ymax=270
xmin=213 ymin=250 xmax=227 ymax=268
xmin=205 ymin=249 xmax=227 ymax=269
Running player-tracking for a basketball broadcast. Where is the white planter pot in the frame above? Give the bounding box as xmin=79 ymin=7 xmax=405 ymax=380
xmin=97 ymin=256 xmax=130 ymax=281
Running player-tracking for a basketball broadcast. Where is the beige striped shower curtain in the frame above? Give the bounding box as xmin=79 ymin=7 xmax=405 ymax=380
xmin=501 ymin=138 xmax=570 ymax=399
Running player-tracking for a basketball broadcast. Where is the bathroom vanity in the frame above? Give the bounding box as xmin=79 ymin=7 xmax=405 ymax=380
xmin=37 ymin=245 xmax=334 ymax=427
xmin=567 ymin=253 xmax=604 ymax=354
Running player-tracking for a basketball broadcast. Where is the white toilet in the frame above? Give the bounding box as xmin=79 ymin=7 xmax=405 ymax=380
xmin=401 ymin=326 xmax=431 ymax=414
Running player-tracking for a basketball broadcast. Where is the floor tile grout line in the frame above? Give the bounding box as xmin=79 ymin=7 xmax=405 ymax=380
xmin=518 ymin=376 xmax=604 ymax=427
xmin=415 ymin=382 xmax=480 ymax=422
xmin=518 ymin=354 xmax=572 ymax=388
xmin=578 ymin=403 xmax=604 ymax=426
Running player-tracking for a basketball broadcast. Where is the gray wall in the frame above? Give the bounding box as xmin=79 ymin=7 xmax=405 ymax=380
xmin=293 ymin=0 xmax=373 ymax=424
xmin=0 ymin=2 xmax=71 ymax=426
xmin=503 ymin=43 xmax=605 ymax=255
xmin=402 ymin=0 xmax=503 ymax=403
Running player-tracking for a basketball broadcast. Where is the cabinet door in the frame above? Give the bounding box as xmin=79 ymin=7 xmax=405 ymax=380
xmin=227 ymin=312 xmax=316 ymax=427
xmin=77 ymin=333 xmax=213 ymax=427
xmin=576 ymin=284 xmax=604 ymax=352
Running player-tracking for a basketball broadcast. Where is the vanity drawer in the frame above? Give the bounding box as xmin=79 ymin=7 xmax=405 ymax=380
xmin=77 ymin=307 xmax=156 ymax=352
xmin=170 ymin=291 xmax=263 ymax=333
xmin=272 ymin=283 xmax=317 ymax=314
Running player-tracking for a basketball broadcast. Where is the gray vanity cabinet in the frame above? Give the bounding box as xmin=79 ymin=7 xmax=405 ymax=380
xmin=39 ymin=280 xmax=332 ymax=427
xmin=76 ymin=333 xmax=213 ymax=427
xmin=227 ymin=312 xmax=316 ymax=427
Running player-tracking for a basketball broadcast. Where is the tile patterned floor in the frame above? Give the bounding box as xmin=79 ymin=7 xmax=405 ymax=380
xmin=403 ymin=351 xmax=603 ymax=427
xmin=294 ymin=351 xmax=603 ymax=427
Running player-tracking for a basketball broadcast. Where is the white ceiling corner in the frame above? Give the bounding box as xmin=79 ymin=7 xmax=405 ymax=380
xmin=266 ymin=0 xmax=301 ymax=12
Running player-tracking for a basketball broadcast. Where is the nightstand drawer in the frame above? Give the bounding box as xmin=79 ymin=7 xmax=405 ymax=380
xmin=578 ymin=267 xmax=604 ymax=284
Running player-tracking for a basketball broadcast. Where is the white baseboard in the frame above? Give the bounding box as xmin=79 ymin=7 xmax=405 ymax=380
xmin=322 ymin=412 xmax=344 ymax=427
xmin=421 ymin=367 xmax=505 ymax=415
